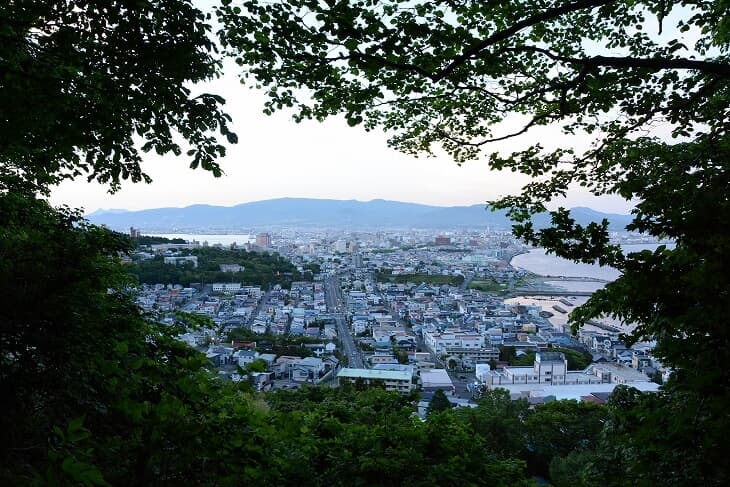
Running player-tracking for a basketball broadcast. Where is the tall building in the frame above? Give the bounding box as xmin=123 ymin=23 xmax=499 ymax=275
xmin=130 ymin=227 xmax=141 ymax=238
xmin=256 ymin=233 xmax=272 ymax=247
xmin=334 ymin=239 xmax=348 ymax=253
xmin=435 ymin=235 xmax=451 ymax=246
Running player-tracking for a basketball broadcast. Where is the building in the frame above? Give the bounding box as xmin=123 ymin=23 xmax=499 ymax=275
xmin=256 ymin=233 xmax=272 ymax=247
xmin=334 ymin=239 xmax=348 ymax=253
xmin=482 ymin=352 xmax=570 ymax=386
xmin=424 ymin=330 xmax=486 ymax=352
xmin=481 ymin=352 xmax=650 ymax=388
xmin=337 ymin=368 xmax=414 ymax=394
xmin=220 ymin=264 xmax=243 ymax=273
xmin=212 ymin=282 xmax=242 ymax=293
xmin=291 ymin=357 xmax=326 ymax=383
xmin=163 ymin=255 xmax=198 ymax=268
xmin=420 ymin=369 xmax=455 ymax=393
xmin=435 ymin=235 xmax=451 ymax=246
xmin=423 ymin=330 xmax=498 ymax=364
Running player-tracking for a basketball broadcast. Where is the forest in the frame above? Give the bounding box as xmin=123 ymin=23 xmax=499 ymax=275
xmin=128 ymin=247 xmax=304 ymax=288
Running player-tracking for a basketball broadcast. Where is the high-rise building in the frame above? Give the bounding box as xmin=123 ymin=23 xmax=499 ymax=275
xmin=334 ymin=239 xmax=348 ymax=253
xmin=435 ymin=235 xmax=451 ymax=246
xmin=256 ymin=233 xmax=272 ymax=247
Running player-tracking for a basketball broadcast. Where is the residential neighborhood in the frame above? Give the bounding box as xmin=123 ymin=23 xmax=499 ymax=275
xmin=130 ymin=228 xmax=666 ymax=412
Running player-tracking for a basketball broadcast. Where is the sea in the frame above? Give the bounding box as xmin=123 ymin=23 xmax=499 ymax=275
xmin=507 ymin=243 xmax=673 ymax=333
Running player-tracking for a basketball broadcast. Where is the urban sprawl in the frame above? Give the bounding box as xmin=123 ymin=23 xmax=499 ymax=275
xmin=131 ymin=228 xmax=663 ymax=414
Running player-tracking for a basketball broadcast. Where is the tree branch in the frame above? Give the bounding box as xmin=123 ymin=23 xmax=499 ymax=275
xmin=509 ymin=45 xmax=730 ymax=78
xmin=432 ymin=0 xmax=615 ymax=81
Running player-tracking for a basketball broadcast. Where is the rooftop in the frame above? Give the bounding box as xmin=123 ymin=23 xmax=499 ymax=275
xmin=338 ymin=367 xmax=412 ymax=381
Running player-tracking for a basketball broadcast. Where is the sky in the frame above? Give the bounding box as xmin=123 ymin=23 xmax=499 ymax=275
xmin=48 ymin=5 xmax=642 ymax=216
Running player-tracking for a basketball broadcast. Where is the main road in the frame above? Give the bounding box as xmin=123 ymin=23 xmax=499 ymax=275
xmin=325 ymin=274 xmax=364 ymax=368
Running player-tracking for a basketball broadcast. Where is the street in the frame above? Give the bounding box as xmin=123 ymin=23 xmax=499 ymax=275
xmin=325 ymin=275 xmax=364 ymax=368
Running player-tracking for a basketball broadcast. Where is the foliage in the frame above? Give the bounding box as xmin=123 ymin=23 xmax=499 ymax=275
xmin=426 ymin=389 xmax=452 ymax=415
xmin=228 ymin=327 xmax=323 ymax=358
xmin=303 ymin=262 xmax=321 ymax=274
xmin=524 ymin=400 xmax=608 ymax=478
xmin=1 ymin=0 xmax=234 ymax=195
xmin=265 ymin=386 xmax=529 ymax=486
xmin=218 ymin=2 xmax=730 ymax=482
xmin=245 ymin=359 xmax=268 ymax=373
xmin=0 ymin=194 xmax=266 ymax=485
xmin=506 ymin=346 xmax=592 ymax=370
xmin=128 ymin=246 xmax=303 ymax=288
xmin=468 ymin=278 xmax=507 ymax=294
xmin=134 ymin=235 xmax=188 ymax=246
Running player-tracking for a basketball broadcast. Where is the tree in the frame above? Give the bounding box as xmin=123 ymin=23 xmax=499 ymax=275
xmin=0 ymin=194 xmax=273 ymax=485
xmin=218 ymin=2 xmax=730 ymax=482
xmin=1 ymin=0 xmax=235 ymax=195
xmin=524 ymin=400 xmax=608 ymax=477
xmin=426 ymin=389 xmax=452 ymax=416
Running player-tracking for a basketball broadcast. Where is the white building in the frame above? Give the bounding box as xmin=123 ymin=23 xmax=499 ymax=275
xmin=337 ymin=368 xmax=414 ymax=394
xmin=424 ymin=330 xmax=486 ymax=353
xmin=423 ymin=329 xmax=498 ymax=363
xmin=212 ymin=282 xmax=242 ymax=293
xmin=334 ymin=239 xmax=348 ymax=253
xmin=420 ymin=369 xmax=455 ymax=393
xmin=482 ymin=352 xmax=651 ymax=388
xmin=163 ymin=255 xmax=198 ymax=268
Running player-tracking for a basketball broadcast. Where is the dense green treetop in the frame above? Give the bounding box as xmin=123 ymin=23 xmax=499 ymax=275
xmin=0 ymin=0 xmax=235 ymax=194
xmin=128 ymin=246 xmax=303 ymax=287
xmin=217 ymin=3 xmax=730 ymax=483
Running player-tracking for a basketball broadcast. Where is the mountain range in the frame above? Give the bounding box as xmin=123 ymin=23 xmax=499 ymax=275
xmin=86 ymin=198 xmax=633 ymax=233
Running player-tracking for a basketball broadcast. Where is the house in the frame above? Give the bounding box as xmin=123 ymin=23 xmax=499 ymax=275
xmin=235 ymin=350 xmax=259 ymax=368
xmin=250 ymin=372 xmax=273 ymax=391
xmin=291 ymin=357 xmax=326 ymax=383
xmin=274 ymin=356 xmax=301 ymax=378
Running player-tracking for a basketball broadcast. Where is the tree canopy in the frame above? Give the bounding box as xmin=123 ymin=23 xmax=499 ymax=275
xmin=218 ymin=1 xmax=730 ymax=483
xmin=0 ymin=0 xmax=235 ymax=194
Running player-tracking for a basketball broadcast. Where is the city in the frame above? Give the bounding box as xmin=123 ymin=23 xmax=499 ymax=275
xmin=130 ymin=227 xmax=663 ymax=410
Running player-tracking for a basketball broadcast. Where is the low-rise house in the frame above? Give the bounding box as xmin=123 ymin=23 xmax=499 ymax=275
xmin=291 ymin=357 xmax=326 ymax=383
xmin=235 ymin=350 xmax=259 ymax=368
xmin=274 ymin=356 xmax=302 ymax=378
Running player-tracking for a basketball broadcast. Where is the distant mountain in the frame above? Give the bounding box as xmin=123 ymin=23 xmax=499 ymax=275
xmin=85 ymin=208 xmax=130 ymax=217
xmin=86 ymin=197 xmax=632 ymax=233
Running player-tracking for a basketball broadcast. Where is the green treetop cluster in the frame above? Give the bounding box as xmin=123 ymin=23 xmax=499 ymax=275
xmin=2 ymin=0 xmax=730 ymax=485
xmin=128 ymin=246 xmax=304 ymax=288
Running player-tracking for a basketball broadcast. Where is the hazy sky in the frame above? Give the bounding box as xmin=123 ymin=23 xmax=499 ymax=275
xmin=49 ymin=6 xmax=641 ymax=215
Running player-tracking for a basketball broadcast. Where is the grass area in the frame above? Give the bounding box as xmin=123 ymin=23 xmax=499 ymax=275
xmin=468 ymin=279 xmax=508 ymax=294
